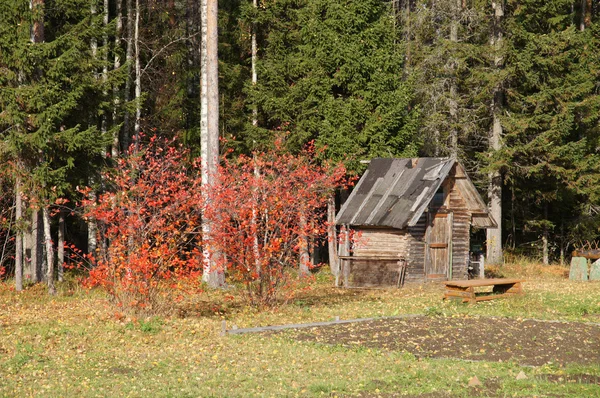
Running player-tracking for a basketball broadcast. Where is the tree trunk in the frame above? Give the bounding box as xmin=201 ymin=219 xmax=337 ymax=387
xmin=112 ymin=0 xmax=123 ymax=158
xmin=542 ymin=231 xmax=549 ymax=265
xmin=200 ymin=0 xmax=223 ymax=287
xmin=579 ymin=0 xmax=592 ymax=32
xmin=542 ymin=204 xmax=549 ymax=265
xmin=15 ymin=179 xmax=23 ymax=291
xmin=486 ymin=0 xmax=504 ymax=265
xmin=448 ymin=0 xmax=460 ymax=158
xmin=31 ymin=210 xmax=43 ymax=282
xmin=123 ymin=0 xmax=134 ymax=151
xmin=299 ymin=214 xmax=310 ymax=277
xmin=57 ymin=210 xmax=65 ymax=282
xmin=185 ymin=0 xmax=199 ymax=130
xmin=251 ymin=0 xmax=258 ymax=126
xmin=43 ymin=207 xmax=56 ymax=295
xmin=31 ymin=0 xmax=45 ymax=43
xmin=584 ymin=0 xmax=592 ymax=28
xmin=91 ymin=0 xmax=97 ymax=59
xmin=327 ymin=196 xmax=339 ymax=277
xmin=87 ymin=189 xmax=98 ymax=259
xmin=133 ymin=0 xmax=141 ymax=150
xmin=101 ymin=0 xmax=108 ymax=138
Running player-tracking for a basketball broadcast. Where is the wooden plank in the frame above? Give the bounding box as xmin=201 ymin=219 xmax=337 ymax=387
xmin=474 ymin=292 xmax=523 ymax=302
xmin=429 ymin=243 xmax=448 ymax=248
xmin=443 ymin=278 xmax=524 ymax=288
xmin=338 ymin=256 xmax=405 ymax=261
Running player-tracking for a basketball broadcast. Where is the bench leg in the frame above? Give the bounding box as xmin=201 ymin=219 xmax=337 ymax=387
xmin=444 ymin=286 xmax=476 ymax=303
xmin=492 ymin=282 xmax=523 ymax=295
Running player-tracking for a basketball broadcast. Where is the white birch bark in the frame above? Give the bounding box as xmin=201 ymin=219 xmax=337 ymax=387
xmin=101 ymin=0 xmax=108 ymax=138
xmin=486 ymin=0 xmax=504 ymax=265
xmin=299 ymin=214 xmax=310 ymax=277
xmin=251 ymin=0 xmax=258 ymax=126
xmin=31 ymin=210 xmax=41 ymax=282
xmin=58 ymin=211 xmax=65 ymax=282
xmin=112 ymin=0 xmax=123 ymax=157
xmin=133 ymin=0 xmax=141 ymax=150
xmin=448 ymin=0 xmax=460 ymax=159
xmin=327 ymin=196 xmax=339 ymax=277
xmin=15 ymin=180 xmax=23 ymax=291
xmin=43 ymin=207 xmax=56 ymax=295
xmin=200 ymin=0 xmax=222 ymax=287
xmin=123 ymin=0 xmax=134 ymax=150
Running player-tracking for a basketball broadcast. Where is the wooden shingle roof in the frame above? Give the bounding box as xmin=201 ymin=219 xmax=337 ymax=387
xmin=335 ymin=158 xmax=495 ymax=229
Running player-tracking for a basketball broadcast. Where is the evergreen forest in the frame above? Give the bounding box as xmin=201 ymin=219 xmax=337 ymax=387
xmin=1 ymin=0 xmax=600 ymax=295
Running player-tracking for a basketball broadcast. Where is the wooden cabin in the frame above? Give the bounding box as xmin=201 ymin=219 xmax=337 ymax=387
xmin=335 ymin=158 xmax=496 ymax=287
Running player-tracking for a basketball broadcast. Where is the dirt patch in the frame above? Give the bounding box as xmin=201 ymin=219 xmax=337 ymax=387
xmin=285 ymin=316 xmax=600 ymax=366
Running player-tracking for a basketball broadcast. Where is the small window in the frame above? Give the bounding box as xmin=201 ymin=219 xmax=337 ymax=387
xmin=431 ymin=186 xmax=445 ymax=208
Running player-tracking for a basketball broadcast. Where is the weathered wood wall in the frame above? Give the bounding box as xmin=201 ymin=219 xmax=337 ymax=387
xmin=444 ymin=171 xmax=470 ymax=280
xmin=407 ymin=213 xmax=427 ymax=282
xmin=353 ymin=228 xmax=409 ymax=257
xmin=347 ymin=228 xmax=408 ymax=287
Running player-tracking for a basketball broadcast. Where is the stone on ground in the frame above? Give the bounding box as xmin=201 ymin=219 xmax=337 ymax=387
xmin=569 ymin=257 xmax=588 ymax=281
xmin=589 ymin=259 xmax=600 ymax=281
xmin=468 ymin=376 xmax=482 ymax=387
xmin=516 ymin=371 xmax=528 ymax=380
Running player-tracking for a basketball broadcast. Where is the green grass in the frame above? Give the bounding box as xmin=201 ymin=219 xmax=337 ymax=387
xmin=1 ymin=264 xmax=599 ymax=397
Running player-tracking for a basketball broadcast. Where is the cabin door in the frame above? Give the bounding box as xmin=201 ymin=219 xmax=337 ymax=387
xmin=426 ymin=212 xmax=452 ymax=281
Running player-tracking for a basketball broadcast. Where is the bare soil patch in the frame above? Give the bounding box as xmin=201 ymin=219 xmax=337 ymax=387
xmin=287 ymin=316 xmax=600 ymax=366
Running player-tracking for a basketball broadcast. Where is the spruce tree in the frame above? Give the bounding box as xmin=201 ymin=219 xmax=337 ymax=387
xmin=0 ymin=0 xmax=112 ymax=290
xmin=243 ymin=0 xmax=419 ymax=172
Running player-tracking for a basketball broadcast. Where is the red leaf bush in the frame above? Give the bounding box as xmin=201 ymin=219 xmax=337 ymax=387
xmin=81 ymin=138 xmax=204 ymax=312
xmin=81 ymin=137 xmax=345 ymax=310
xmin=204 ymin=141 xmax=346 ymax=306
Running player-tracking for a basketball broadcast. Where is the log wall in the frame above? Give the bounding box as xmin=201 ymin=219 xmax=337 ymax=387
xmin=347 ymin=228 xmax=409 ymax=287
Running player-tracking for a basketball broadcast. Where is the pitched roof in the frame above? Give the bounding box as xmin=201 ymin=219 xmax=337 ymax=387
xmin=335 ymin=158 xmax=495 ymax=229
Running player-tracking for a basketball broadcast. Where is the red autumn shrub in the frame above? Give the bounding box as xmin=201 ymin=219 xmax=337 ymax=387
xmin=81 ymin=138 xmax=203 ymax=311
xmin=203 ymin=141 xmax=346 ymax=306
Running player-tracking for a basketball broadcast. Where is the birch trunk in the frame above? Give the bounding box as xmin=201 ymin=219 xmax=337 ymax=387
xmin=448 ymin=0 xmax=460 ymax=158
xmin=133 ymin=0 xmax=141 ymax=150
xmin=112 ymin=0 xmax=123 ymax=158
xmin=542 ymin=204 xmax=549 ymax=265
xmin=29 ymin=0 xmax=46 ymax=283
xmin=43 ymin=207 xmax=56 ymax=295
xmin=123 ymin=0 xmax=134 ymax=150
xmin=486 ymin=0 xmax=504 ymax=265
xmin=31 ymin=210 xmax=42 ymax=282
xmin=87 ymin=190 xmax=98 ymax=259
xmin=327 ymin=196 xmax=338 ymax=277
xmin=58 ymin=211 xmax=65 ymax=282
xmin=91 ymin=0 xmax=97 ymax=59
xmin=15 ymin=179 xmax=23 ymax=291
xmin=299 ymin=214 xmax=310 ymax=277
xmin=200 ymin=0 xmax=223 ymax=287
xmin=251 ymin=0 xmax=258 ymax=126
xmin=101 ymin=0 xmax=108 ymax=137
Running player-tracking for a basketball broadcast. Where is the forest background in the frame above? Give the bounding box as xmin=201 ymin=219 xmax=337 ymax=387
xmin=1 ymin=0 xmax=600 ymax=299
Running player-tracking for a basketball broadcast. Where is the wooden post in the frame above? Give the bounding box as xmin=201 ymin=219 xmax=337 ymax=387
xmin=342 ymin=225 xmax=350 ymax=287
xmin=479 ymin=253 xmax=485 ymax=279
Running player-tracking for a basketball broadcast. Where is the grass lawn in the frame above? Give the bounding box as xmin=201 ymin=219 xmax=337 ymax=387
xmin=1 ymin=262 xmax=599 ymax=397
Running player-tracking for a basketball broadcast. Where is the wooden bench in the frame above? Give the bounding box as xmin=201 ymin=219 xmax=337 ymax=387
xmin=443 ymin=278 xmax=525 ymax=304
